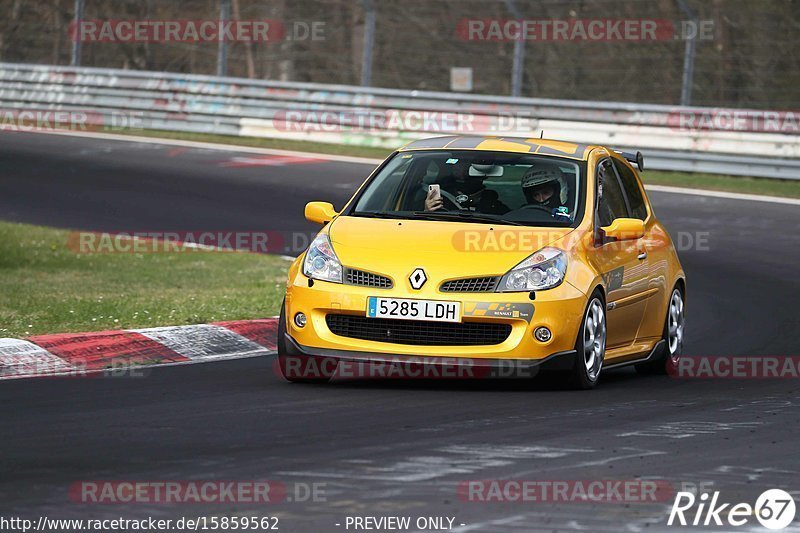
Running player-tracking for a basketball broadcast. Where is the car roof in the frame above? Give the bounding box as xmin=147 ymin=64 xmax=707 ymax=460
xmin=398 ymin=136 xmax=595 ymax=161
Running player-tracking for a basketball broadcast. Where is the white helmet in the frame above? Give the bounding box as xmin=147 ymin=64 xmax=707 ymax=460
xmin=522 ymin=165 xmax=568 ymax=205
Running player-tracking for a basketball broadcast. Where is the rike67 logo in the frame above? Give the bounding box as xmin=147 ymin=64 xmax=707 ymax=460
xmin=668 ymin=489 xmax=796 ymax=529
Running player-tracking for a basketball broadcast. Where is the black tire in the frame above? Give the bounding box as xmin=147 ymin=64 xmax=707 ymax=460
xmin=275 ymin=299 xmax=335 ymax=384
xmin=635 ymin=285 xmax=685 ymax=375
xmin=570 ymin=290 xmax=606 ymax=390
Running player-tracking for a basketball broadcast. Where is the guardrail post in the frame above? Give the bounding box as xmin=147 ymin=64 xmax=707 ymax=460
xmin=217 ymin=0 xmax=231 ymax=77
xmin=360 ymin=0 xmax=376 ymax=87
xmin=504 ymin=0 xmax=525 ymax=97
xmin=676 ymin=0 xmax=697 ymax=106
xmin=71 ymin=0 xmax=84 ymax=66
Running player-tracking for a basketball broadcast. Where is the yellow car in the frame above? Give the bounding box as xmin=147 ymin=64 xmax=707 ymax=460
xmin=277 ymin=136 xmax=686 ymax=389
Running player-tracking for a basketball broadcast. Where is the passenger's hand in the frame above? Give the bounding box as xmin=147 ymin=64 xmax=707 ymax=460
xmin=425 ymin=188 xmax=443 ymax=211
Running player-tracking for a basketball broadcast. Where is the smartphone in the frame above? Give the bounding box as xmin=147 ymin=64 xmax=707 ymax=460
xmin=428 ymin=184 xmax=441 ymax=201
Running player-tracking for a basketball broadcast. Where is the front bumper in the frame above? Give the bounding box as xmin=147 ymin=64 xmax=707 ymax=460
xmin=283 ymin=333 xmax=577 ymax=378
xmin=285 ymin=270 xmax=588 ymax=362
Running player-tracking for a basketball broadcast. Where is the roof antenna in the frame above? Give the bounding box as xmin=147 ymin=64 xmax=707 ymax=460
xmin=539 ymin=130 xmax=544 ymax=138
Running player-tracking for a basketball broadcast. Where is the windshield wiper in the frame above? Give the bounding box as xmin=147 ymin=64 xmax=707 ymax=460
xmin=411 ymin=211 xmax=524 ymax=226
xmin=354 ymin=210 xmax=529 ymax=227
xmin=353 ymin=211 xmax=410 ymax=220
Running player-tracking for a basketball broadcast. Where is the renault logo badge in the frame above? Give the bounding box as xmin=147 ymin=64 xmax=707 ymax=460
xmin=409 ymin=268 xmax=427 ymax=290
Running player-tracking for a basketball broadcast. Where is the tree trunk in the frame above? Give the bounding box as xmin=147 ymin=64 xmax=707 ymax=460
xmin=232 ymin=0 xmax=256 ymax=78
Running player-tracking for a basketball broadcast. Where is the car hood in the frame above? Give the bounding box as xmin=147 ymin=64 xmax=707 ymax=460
xmin=327 ymin=215 xmax=575 ymax=280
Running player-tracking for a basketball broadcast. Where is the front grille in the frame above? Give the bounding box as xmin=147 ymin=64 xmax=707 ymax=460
xmin=440 ymin=276 xmax=500 ymax=292
xmin=325 ymin=314 xmax=511 ymax=346
xmin=344 ymin=268 xmax=393 ymax=289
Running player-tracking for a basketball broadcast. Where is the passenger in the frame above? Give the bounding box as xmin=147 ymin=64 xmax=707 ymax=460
xmin=425 ymin=159 xmax=508 ymax=214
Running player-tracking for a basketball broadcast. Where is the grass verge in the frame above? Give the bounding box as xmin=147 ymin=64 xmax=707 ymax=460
xmin=120 ymin=129 xmax=800 ymax=199
xmin=641 ymin=170 xmax=800 ymax=198
xmin=0 ymin=221 xmax=289 ymax=338
xmin=129 ymin=129 xmax=393 ymax=160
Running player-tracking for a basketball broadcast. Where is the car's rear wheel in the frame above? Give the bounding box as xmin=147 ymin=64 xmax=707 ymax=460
xmin=275 ymin=299 xmax=335 ymax=384
xmin=570 ymin=291 xmax=606 ymax=389
xmin=635 ymin=286 xmax=685 ymax=375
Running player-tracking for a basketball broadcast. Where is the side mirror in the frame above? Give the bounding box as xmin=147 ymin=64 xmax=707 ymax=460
xmin=601 ymin=218 xmax=645 ymax=241
xmin=305 ymin=201 xmax=337 ymax=225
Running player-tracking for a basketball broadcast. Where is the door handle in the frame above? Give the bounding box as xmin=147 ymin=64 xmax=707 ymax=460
xmin=637 ymin=251 xmax=647 ymax=260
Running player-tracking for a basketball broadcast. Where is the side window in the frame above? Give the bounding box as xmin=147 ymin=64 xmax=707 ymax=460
xmin=613 ymin=159 xmax=648 ymax=220
xmin=596 ymin=159 xmax=628 ymax=227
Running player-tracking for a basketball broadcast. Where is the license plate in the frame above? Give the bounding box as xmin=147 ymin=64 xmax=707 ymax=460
xmin=366 ymin=297 xmax=461 ymax=323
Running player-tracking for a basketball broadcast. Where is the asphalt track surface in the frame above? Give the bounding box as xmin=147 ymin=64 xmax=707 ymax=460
xmin=1 ymin=131 xmax=799 ymax=532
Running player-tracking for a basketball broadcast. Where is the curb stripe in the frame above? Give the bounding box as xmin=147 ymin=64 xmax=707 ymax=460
xmin=132 ymin=324 xmax=270 ymax=361
xmin=27 ymin=331 xmax=189 ymax=370
xmin=1 ymin=320 xmax=280 ymax=382
xmin=214 ymin=318 xmax=279 ymax=351
xmin=219 ymin=155 xmax=327 ymax=168
xmin=0 ymin=339 xmax=75 ymax=378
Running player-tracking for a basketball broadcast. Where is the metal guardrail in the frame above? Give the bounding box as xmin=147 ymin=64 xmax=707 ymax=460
xmin=1 ymin=62 xmax=798 ymax=179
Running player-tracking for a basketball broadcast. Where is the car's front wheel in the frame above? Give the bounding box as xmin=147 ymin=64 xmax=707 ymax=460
xmin=275 ymin=300 xmax=335 ymax=384
xmin=570 ymin=291 xmax=606 ymax=389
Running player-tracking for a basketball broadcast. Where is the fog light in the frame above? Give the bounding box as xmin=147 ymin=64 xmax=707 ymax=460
xmin=534 ymin=326 xmax=552 ymax=342
xmin=294 ymin=312 xmax=307 ymax=328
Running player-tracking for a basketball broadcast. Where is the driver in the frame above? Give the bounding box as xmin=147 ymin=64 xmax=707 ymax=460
xmin=424 ymin=159 xmax=508 ymax=214
xmin=521 ymin=165 xmax=571 ymax=220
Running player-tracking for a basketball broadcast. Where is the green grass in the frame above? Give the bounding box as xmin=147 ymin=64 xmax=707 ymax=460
xmin=642 ymin=170 xmax=800 ymax=198
xmin=0 ymin=221 xmax=289 ymax=338
xmin=129 ymin=129 xmax=393 ymax=160
xmin=119 ymin=129 xmax=800 ymax=199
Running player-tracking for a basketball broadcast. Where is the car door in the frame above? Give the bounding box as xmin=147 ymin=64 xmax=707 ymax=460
xmin=611 ymin=155 xmax=668 ymax=344
xmin=591 ymin=157 xmax=650 ymax=350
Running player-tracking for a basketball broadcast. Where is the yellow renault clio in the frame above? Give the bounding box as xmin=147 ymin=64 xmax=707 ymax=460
xmin=277 ymin=136 xmax=686 ymax=389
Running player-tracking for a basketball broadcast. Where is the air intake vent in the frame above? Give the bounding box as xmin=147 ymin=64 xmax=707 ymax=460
xmin=440 ymin=276 xmax=500 ymax=292
xmin=325 ymin=314 xmax=511 ymax=346
xmin=344 ymin=268 xmax=393 ymax=289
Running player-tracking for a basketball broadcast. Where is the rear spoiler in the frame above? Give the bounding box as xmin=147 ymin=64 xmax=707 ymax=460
xmin=613 ymin=150 xmax=645 ymax=171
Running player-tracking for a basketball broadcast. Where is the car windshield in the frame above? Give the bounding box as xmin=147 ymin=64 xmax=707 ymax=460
xmin=350 ymin=150 xmax=583 ymax=227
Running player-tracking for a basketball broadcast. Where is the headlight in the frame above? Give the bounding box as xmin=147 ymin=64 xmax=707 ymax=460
xmin=498 ymin=247 xmax=567 ymax=292
xmin=303 ymin=234 xmax=342 ymax=283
